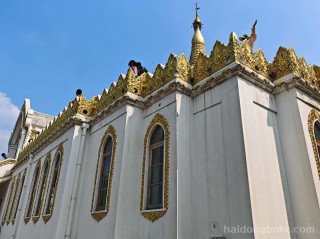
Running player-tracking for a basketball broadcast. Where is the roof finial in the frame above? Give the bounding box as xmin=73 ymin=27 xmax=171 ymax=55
xmin=193 ymin=3 xmax=202 ymax=31
xmin=195 ymin=3 xmax=200 ymax=17
xmin=190 ymin=3 xmax=206 ymax=65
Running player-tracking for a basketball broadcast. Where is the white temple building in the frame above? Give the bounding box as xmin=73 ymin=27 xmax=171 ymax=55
xmin=0 ymin=9 xmax=319 ymax=239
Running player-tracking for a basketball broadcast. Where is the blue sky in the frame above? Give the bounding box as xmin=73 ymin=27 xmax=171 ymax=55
xmin=0 ymin=0 xmax=320 ymax=152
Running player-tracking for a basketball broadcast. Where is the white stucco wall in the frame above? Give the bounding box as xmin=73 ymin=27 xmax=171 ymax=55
xmin=188 ymin=77 xmax=254 ymax=239
xmin=238 ymin=78 xmax=291 ymax=239
xmin=275 ymin=88 xmax=320 ymax=239
xmin=0 ymin=126 xmax=81 ymax=239
xmin=1 ymin=75 xmax=320 ymax=239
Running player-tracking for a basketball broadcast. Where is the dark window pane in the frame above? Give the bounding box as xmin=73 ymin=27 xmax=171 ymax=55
xmin=54 ymin=156 xmax=61 ymax=170
xmin=104 ymin=138 xmax=113 ymax=154
xmin=97 ymin=139 xmax=113 ymax=211
xmin=13 ymin=175 xmax=25 ymax=219
xmin=35 ymin=163 xmax=49 ymax=216
xmin=315 ymin=121 xmax=320 ymax=140
xmin=98 ymin=189 xmax=107 ymax=207
xmin=149 ymin=184 xmax=163 ymax=207
xmin=150 ymin=165 xmax=163 ymax=184
xmin=104 ymin=156 xmax=111 ymax=173
xmin=27 ymin=168 xmax=40 ymax=217
xmin=45 ymin=154 xmax=61 ymax=215
xmin=150 ymin=126 xmax=164 ymax=145
xmin=151 ymin=147 xmax=164 ymax=165
xmin=101 ymin=174 xmax=109 ymax=189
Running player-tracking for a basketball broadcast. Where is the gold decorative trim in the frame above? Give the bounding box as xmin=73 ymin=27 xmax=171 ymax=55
xmin=42 ymin=215 xmax=51 ymax=223
xmin=77 ymin=95 xmax=98 ymax=117
xmin=32 ymin=216 xmax=40 ymax=224
xmin=15 ymin=97 xmax=96 ymax=170
xmin=90 ymin=125 xmax=117 ymax=222
xmin=140 ymin=113 xmax=170 ymax=222
xmin=91 ymin=211 xmax=108 ymax=222
xmin=24 ymin=217 xmax=30 ymax=224
xmin=42 ymin=144 xmax=64 ymax=223
xmin=308 ymin=109 xmax=320 ymax=179
xmin=24 ymin=160 xmax=41 ymax=224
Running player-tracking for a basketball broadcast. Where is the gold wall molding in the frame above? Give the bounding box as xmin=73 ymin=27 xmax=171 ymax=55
xmin=140 ymin=113 xmax=170 ymax=222
xmin=90 ymin=125 xmax=117 ymax=222
xmin=42 ymin=144 xmax=64 ymax=223
xmin=308 ymin=109 xmax=320 ymax=179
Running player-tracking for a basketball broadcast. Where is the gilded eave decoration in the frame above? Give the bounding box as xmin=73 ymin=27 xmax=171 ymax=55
xmin=192 ymin=32 xmax=270 ymax=84
xmin=140 ymin=113 xmax=170 ymax=222
xmin=95 ymin=53 xmax=190 ymax=114
xmin=90 ymin=125 xmax=117 ymax=222
xmin=42 ymin=144 xmax=64 ymax=223
xmin=13 ymin=32 xmax=320 ymax=171
xmin=307 ymin=109 xmax=320 ymax=179
xmin=15 ymin=96 xmax=97 ymax=169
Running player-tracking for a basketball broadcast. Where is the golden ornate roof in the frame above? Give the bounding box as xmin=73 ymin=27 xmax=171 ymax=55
xmin=14 ymin=31 xmax=320 ymax=169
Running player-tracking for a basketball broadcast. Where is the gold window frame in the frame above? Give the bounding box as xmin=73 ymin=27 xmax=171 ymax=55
xmin=90 ymin=125 xmax=117 ymax=222
xmin=140 ymin=113 xmax=170 ymax=222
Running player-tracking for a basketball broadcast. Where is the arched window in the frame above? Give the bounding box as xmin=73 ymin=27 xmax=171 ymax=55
xmin=314 ymin=121 xmax=320 ymax=157
xmin=33 ymin=155 xmax=50 ymax=221
xmin=24 ymin=162 xmax=41 ymax=223
xmin=2 ymin=177 xmax=16 ymax=224
xmin=308 ymin=109 xmax=320 ymax=180
xmin=140 ymin=113 xmax=170 ymax=222
xmin=12 ymin=170 xmax=27 ymax=221
xmin=147 ymin=125 xmax=164 ymax=209
xmin=9 ymin=174 xmax=21 ymax=222
xmin=96 ymin=137 xmax=113 ymax=211
xmin=44 ymin=152 xmax=61 ymax=216
xmin=91 ymin=125 xmax=117 ymax=222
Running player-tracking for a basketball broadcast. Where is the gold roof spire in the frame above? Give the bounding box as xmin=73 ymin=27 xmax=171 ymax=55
xmin=190 ymin=3 xmax=206 ymax=65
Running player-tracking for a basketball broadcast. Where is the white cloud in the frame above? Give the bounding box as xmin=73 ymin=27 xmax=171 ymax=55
xmin=0 ymin=92 xmax=19 ymax=153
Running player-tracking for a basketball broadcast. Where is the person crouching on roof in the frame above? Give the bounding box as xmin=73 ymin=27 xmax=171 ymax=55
xmin=128 ymin=60 xmax=138 ymax=76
